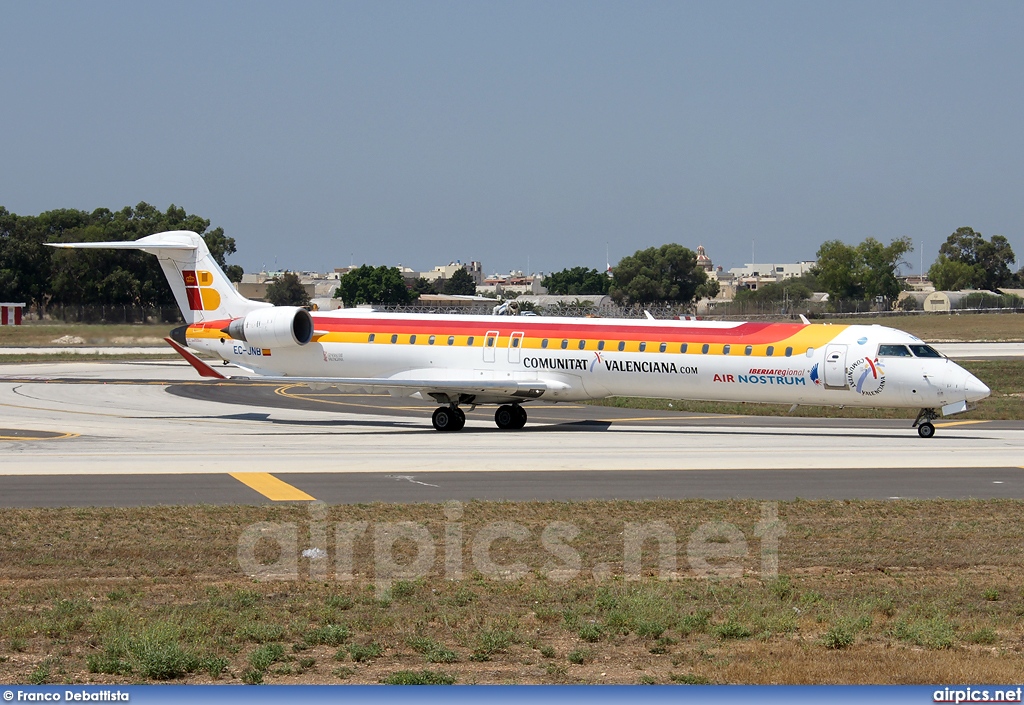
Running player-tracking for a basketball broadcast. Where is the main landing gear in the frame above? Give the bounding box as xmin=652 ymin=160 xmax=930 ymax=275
xmin=913 ymin=408 xmax=939 ymax=439
xmin=431 ymin=405 xmax=465 ymax=432
xmin=430 ymin=403 xmax=529 ymax=432
xmin=494 ymin=404 xmax=527 ymax=430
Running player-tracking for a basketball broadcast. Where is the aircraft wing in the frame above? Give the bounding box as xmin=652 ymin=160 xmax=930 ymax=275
xmin=163 ymin=337 xmax=556 ymax=400
xmin=244 ymin=375 xmax=551 ymax=400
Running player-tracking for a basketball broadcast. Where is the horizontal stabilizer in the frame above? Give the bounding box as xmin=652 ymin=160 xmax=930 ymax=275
xmin=46 ymin=231 xmax=199 ymax=251
xmin=164 ymin=337 xmax=228 ymax=379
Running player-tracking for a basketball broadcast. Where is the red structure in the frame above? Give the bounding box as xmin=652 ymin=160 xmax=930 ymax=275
xmin=1 ymin=303 xmax=25 ymax=326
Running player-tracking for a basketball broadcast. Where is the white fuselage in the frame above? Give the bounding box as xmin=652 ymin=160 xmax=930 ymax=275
xmin=187 ymin=312 xmax=989 ymax=411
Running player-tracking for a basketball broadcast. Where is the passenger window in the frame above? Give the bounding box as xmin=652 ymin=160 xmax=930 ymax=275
xmin=578 ymin=340 xmax=586 ymax=350
xmin=541 ymin=339 xmax=548 ymax=349
xmin=659 ymin=342 xmax=667 ymax=353
xmin=639 ymin=342 xmax=647 ymax=352
xmin=409 ymin=335 xmax=416 ymax=344
xmin=701 ymin=343 xmax=709 ymax=354
xmin=391 ymin=334 xmax=398 ymax=344
xmin=618 ymin=341 xmax=625 ymax=351
xmin=744 ymin=345 xmax=753 ymax=356
xmin=467 ymin=336 xmax=475 ymax=346
xmin=486 ymin=337 xmax=495 ymax=347
xmin=909 ymin=344 xmax=943 ymax=358
xmin=598 ymin=340 xmax=605 ymax=351
xmin=766 ymin=346 xmax=774 ymax=356
xmin=512 ymin=338 xmax=520 ymax=348
xmin=447 ymin=336 xmax=455 ymax=346
xmin=878 ymin=344 xmax=913 ymax=357
xmin=784 ymin=346 xmax=793 ymax=357
xmin=680 ymin=343 xmax=688 ymax=353
xmin=561 ymin=339 xmax=569 ymax=349
xmin=428 ymin=335 xmax=435 ymax=345
xmin=723 ymin=345 xmax=731 ymax=355
xmin=368 ymin=333 xmax=375 ymax=343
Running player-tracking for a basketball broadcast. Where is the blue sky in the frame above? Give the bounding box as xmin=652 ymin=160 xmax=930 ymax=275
xmin=3 ymin=1 xmax=1022 ymax=277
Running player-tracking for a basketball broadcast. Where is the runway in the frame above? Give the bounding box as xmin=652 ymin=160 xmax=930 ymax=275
xmin=1 ymin=360 xmax=1022 ymax=506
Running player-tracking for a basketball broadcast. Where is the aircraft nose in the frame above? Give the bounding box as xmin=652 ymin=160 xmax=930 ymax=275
xmin=963 ymin=370 xmax=990 ymax=403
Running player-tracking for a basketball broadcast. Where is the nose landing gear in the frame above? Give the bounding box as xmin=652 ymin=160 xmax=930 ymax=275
xmin=913 ymin=408 xmax=938 ymax=438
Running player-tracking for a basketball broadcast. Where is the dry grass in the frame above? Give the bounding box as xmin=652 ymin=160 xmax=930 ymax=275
xmin=887 ymin=313 xmax=1024 ymax=342
xmin=0 ymin=323 xmax=171 ymax=347
xmin=1 ymin=500 xmax=1023 ymax=684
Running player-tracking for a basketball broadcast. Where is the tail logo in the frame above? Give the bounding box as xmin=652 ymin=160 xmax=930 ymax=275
xmin=182 ymin=270 xmax=221 ymax=311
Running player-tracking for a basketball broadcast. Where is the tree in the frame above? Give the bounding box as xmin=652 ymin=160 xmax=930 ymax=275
xmin=0 ymin=207 xmax=53 ymax=314
xmin=2 ymin=202 xmax=244 ymax=312
xmin=609 ymin=244 xmax=713 ymax=307
xmin=812 ymin=240 xmax=865 ymax=303
xmin=932 ymin=227 xmax=1017 ymax=290
xmin=443 ymin=267 xmax=477 ymax=296
xmin=411 ymin=277 xmax=438 ymax=295
xmin=928 ymin=254 xmax=980 ymax=291
xmin=335 ymin=265 xmax=413 ymax=306
xmin=543 ymin=267 xmax=612 ymax=295
xmin=733 ymin=280 xmax=813 ymax=305
xmin=265 ymin=271 xmax=310 ymax=307
xmin=858 ymin=236 xmax=912 ymax=301
xmin=812 ymin=237 xmax=912 ymax=309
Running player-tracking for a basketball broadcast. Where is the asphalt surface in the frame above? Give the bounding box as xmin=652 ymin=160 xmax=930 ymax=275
xmin=1 ymin=361 xmax=1022 ymax=506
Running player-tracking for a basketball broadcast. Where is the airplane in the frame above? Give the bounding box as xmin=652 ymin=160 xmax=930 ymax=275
xmin=48 ymin=231 xmax=990 ymax=438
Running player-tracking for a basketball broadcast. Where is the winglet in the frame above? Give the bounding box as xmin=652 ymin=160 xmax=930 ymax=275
xmin=164 ymin=337 xmax=228 ymax=379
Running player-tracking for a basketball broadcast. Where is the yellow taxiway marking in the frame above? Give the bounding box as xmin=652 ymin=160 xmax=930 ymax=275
xmin=934 ymin=420 xmax=990 ymax=428
xmin=0 ymin=431 xmax=79 ymax=441
xmin=229 ymin=472 xmax=315 ymax=501
xmin=590 ymin=415 xmax=746 ymax=423
xmin=275 ymin=385 xmax=426 ymax=411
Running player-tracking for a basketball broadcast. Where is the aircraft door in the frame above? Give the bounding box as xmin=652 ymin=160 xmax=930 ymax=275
xmin=823 ymin=344 xmax=848 ymax=389
xmin=508 ymin=331 xmax=524 ymax=363
xmin=483 ymin=330 xmax=499 ymax=363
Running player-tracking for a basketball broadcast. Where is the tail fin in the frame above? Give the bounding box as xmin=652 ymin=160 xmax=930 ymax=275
xmin=47 ymin=230 xmax=268 ymax=323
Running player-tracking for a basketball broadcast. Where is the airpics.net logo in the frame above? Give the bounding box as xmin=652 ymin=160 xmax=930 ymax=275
xmin=182 ymin=270 xmax=220 ymax=311
xmin=236 ymin=501 xmax=785 ymax=595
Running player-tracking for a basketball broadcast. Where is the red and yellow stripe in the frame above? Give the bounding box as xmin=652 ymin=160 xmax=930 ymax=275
xmin=187 ymin=317 xmax=848 ymax=357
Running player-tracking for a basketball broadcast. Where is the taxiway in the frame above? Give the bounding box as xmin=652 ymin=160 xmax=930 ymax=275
xmin=1 ymin=361 xmax=1022 ymax=506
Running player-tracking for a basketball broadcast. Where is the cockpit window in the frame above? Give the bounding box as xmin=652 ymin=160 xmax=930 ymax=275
xmin=877 ymin=344 xmax=912 ymax=357
xmin=909 ymin=344 xmax=943 ymax=358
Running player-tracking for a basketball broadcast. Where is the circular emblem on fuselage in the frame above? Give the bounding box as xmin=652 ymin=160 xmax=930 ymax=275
xmin=846 ymin=357 xmax=886 ymax=396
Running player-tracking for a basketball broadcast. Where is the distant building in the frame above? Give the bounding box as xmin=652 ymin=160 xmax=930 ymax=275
xmin=922 ymin=290 xmax=1002 ymax=312
xmin=695 ymin=245 xmax=714 ymax=272
xmin=900 ymin=275 xmax=935 ymax=293
xmin=477 ymin=271 xmax=546 ymax=297
xmin=236 ymin=270 xmax=336 ymax=302
xmin=714 ymin=259 xmax=817 ymax=300
xmin=418 ymin=261 xmax=483 ymax=286
xmin=416 ymin=294 xmax=495 ymax=308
